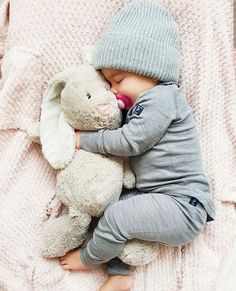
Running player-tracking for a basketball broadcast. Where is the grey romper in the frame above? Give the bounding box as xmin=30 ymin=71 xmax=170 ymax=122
xmin=79 ymin=82 xmax=216 ymax=275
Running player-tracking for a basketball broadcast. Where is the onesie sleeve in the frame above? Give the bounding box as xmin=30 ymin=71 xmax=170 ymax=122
xmin=80 ymin=86 xmax=177 ymax=156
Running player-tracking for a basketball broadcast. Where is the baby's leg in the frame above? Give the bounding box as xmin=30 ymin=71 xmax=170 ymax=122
xmin=99 ymin=190 xmax=136 ymax=291
xmin=80 ymin=192 xmax=207 ymax=269
xmin=60 ymin=191 xmax=207 ymax=291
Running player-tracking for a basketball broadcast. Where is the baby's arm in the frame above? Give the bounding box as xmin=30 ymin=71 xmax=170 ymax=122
xmin=77 ymin=89 xmax=176 ymax=157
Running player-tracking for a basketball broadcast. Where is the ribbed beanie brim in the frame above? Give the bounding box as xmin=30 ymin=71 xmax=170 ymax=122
xmin=93 ymin=0 xmax=181 ymax=82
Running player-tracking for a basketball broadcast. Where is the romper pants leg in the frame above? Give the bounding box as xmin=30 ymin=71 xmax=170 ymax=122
xmin=80 ymin=189 xmax=207 ymax=273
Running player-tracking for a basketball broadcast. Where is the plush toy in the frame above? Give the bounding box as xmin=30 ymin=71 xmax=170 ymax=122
xmin=39 ymin=46 xmax=159 ymax=266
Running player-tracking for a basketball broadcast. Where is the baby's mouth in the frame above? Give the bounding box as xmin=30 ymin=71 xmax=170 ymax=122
xmin=116 ymin=94 xmax=133 ymax=110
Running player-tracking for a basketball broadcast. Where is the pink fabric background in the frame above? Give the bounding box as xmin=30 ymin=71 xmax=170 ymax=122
xmin=0 ymin=0 xmax=235 ymax=290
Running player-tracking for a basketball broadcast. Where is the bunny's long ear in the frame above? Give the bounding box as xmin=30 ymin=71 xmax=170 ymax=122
xmin=81 ymin=45 xmax=96 ymax=65
xmin=40 ymin=69 xmax=77 ymax=169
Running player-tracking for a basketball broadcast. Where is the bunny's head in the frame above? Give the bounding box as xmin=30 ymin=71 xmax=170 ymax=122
xmin=61 ymin=65 xmax=121 ymax=130
xmin=40 ymin=46 xmax=122 ymax=170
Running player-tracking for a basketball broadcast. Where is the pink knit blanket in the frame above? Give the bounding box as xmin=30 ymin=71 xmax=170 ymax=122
xmin=0 ymin=0 xmax=235 ymax=290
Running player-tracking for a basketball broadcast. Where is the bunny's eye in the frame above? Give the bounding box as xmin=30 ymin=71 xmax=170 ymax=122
xmin=86 ymin=93 xmax=91 ymax=99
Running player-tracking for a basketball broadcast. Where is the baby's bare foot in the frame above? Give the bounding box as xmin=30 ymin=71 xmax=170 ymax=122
xmin=99 ymin=275 xmax=133 ymax=291
xmin=59 ymin=249 xmax=91 ymax=271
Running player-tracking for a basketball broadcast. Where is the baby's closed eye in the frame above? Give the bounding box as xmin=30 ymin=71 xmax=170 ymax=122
xmin=113 ymin=74 xmax=124 ymax=82
xmin=114 ymin=78 xmax=123 ymax=84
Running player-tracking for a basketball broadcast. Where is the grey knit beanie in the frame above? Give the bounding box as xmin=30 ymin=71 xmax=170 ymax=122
xmin=93 ymin=0 xmax=181 ymax=82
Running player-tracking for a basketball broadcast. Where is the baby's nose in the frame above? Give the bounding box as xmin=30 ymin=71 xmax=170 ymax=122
xmin=111 ymin=86 xmax=118 ymax=94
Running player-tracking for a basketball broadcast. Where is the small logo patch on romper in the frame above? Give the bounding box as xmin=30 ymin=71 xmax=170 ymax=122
xmin=134 ymin=105 xmax=144 ymax=116
xmin=189 ymin=197 xmax=199 ymax=206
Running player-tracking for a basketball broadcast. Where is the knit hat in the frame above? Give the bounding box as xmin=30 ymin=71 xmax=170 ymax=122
xmin=93 ymin=0 xmax=181 ymax=82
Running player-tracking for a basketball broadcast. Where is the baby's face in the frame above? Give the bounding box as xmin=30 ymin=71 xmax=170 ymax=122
xmin=101 ymin=68 xmax=158 ymax=103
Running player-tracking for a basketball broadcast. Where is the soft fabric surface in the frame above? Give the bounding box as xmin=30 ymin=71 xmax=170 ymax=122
xmin=0 ymin=0 xmax=235 ymax=290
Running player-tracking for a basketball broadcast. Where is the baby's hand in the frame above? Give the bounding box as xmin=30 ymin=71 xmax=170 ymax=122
xmin=75 ymin=130 xmax=81 ymax=149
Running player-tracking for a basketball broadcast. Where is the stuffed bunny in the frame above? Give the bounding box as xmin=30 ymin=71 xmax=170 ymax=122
xmin=39 ymin=47 xmax=159 ymax=266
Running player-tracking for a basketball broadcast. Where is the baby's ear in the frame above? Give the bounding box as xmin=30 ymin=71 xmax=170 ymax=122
xmin=81 ymin=45 xmax=96 ymax=65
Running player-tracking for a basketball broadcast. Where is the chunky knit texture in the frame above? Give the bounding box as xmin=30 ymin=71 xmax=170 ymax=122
xmin=0 ymin=0 xmax=235 ymax=290
xmin=93 ymin=0 xmax=181 ymax=82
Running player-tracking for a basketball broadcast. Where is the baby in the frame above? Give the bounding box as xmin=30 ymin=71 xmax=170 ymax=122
xmin=59 ymin=1 xmax=216 ymax=290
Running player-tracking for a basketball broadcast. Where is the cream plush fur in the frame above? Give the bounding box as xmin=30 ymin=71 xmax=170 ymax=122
xmin=39 ymin=47 xmax=160 ymax=266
